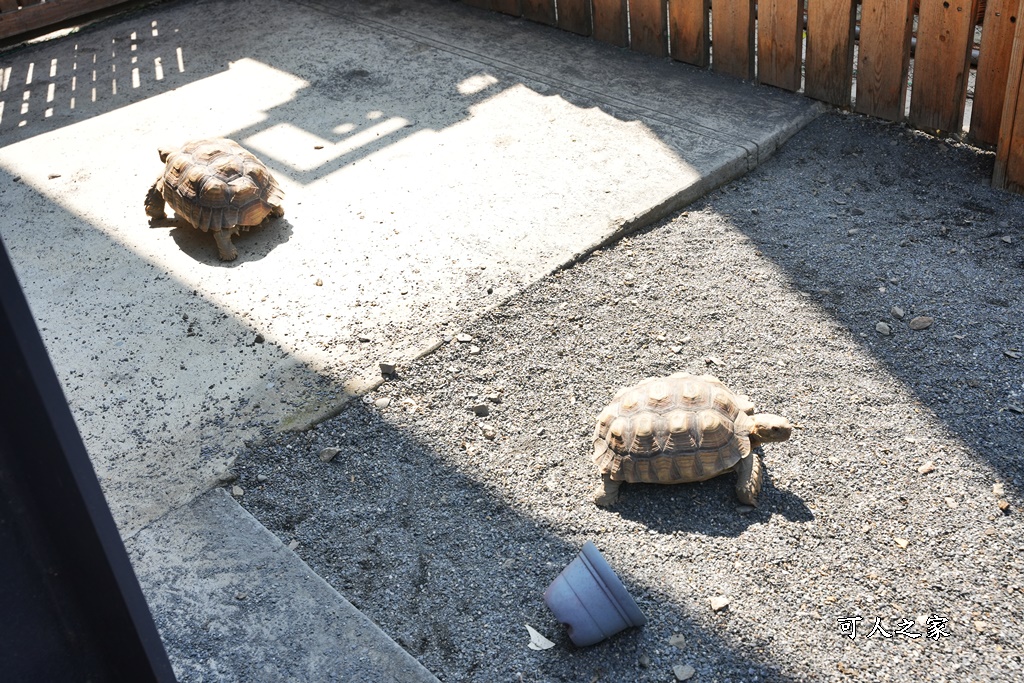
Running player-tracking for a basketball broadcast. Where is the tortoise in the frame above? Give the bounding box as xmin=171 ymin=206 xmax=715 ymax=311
xmin=144 ymin=138 xmax=284 ymax=261
xmin=591 ymin=373 xmax=793 ymax=507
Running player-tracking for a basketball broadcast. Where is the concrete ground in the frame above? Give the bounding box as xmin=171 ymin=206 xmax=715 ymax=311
xmin=0 ymin=0 xmax=821 ymax=679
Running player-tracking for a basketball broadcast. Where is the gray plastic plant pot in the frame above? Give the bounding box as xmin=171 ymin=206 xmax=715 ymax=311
xmin=543 ymin=541 xmax=647 ymax=646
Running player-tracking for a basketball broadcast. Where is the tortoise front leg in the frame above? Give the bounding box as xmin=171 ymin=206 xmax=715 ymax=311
xmin=144 ymin=177 xmax=166 ymax=219
xmin=734 ymin=452 xmax=763 ymax=507
xmin=593 ymin=473 xmax=623 ymax=507
xmin=213 ymin=228 xmax=238 ymax=261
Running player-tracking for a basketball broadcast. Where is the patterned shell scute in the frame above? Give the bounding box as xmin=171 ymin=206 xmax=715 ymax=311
xmin=160 ymin=138 xmax=284 ymax=232
xmin=593 ymin=373 xmax=753 ymax=484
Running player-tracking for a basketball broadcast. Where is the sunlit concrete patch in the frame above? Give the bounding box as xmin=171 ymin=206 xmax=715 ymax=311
xmin=0 ymin=0 xmax=818 ymax=539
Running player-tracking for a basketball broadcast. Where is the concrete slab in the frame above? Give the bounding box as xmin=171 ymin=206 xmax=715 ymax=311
xmin=0 ymin=0 xmax=821 ymax=678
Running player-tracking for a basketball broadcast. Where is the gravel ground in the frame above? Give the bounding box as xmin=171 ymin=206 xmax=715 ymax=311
xmin=234 ymin=110 xmax=1023 ymax=682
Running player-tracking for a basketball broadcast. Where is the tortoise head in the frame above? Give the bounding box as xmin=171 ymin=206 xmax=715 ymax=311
xmin=748 ymin=414 xmax=793 ymax=444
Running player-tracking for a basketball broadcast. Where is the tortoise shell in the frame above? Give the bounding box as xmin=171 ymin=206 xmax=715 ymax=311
xmin=159 ymin=138 xmax=283 ymax=232
xmin=592 ymin=373 xmax=754 ymax=484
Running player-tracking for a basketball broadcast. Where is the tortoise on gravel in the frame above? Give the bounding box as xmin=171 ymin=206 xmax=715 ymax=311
xmin=592 ymin=373 xmax=793 ymax=507
xmin=144 ymin=138 xmax=284 ymax=261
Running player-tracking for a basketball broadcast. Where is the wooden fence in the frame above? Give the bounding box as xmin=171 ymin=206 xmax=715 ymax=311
xmin=2 ymin=0 xmax=1022 ymax=191
xmin=0 ymin=1 xmax=130 ymax=41
xmin=463 ymin=0 xmax=1024 ymax=193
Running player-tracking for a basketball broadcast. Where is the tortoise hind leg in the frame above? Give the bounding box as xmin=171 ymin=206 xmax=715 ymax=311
xmin=734 ymin=453 xmax=763 ymax=507
xmin=213 ymin=228 xmax=238 ymax=261
xmin=593 ymin=473 xmax=623 ymax=507
xmin=144 ymin=178 xmax=166 ymax=219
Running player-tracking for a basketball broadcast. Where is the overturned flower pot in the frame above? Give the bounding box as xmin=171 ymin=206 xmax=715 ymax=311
xmin=543 ymin=541 xmax=647 ymax=646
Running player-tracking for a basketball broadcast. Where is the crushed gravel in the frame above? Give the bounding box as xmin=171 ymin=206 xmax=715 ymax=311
xmin=235 ymin=110 xmax=1023 ymax=682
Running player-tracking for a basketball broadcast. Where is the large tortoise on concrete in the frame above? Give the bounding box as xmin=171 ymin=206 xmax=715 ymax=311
xmin=592 ymin=373 xmax=793 ymax=507
xmin=145 ymin=138 xmax=284 ymax=261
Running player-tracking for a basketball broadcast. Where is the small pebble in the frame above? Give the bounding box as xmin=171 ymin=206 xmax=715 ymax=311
xmin=917 ymin=460 xmax=936 ymax=475
xmin=469 ymin=345 xmax=481 ymax=355
xmin=256 ymin=474 xmax=268 ymax=483
xmin=234 ymin=592 xmax=247 ymax=600
xmin=287 ymin=540 xmax=299 ymax=550
xmin=736 ymin=505 xmax=755 ymax=514
xmin=487 ymin=393 xmax=503 ymax=404
xmin=231 ymin=485 xmax=244 ymax=497
xmin=909 ymin=316 xmax=934 ymax=330
xmin=944 ymin=497 xmax=958 ymax=509
xmin=850 ymin=207 xmax=865 ymax=216
xmin=471 ymin=403 xmax=490 ymax=417
xmin=875 ymin=322 xmax=892 ymax=336
xmin=669 ymin=634 xmax=687 ymax=648
xmin=481 ymin=424 xmax=497 ymax=440
xmin=254 ymin=333 xmax=265 ymax=344
xmin=375 ymin=397 xmax=391 ymax=409
xmin=1001 ymin=235 xmax=1013 ymax=244
xmin=674 ymin=664 xmax=696 ymax=681
xmin=319 ymin=447 xmax=342 ymax=462
xmin=670 ymin=345 xmax=683 ymax=354
xmin=456 ymin=333 xmax=473 ymax=343
xmin=895 ymin=538 xmax=909 ymax=549
xmin=638 ymin=654 xmax=652 ymax=669
xmin=710 ymin=596 xmax=729 ymax=612
xmin=1005 ymin=350 xmax=1022 ymax=359
xmin=993 ymin=482 xmax=1005 ymax=496
xmin=998 ymin=499 xmax=1011 ymax=513
xmin=358 ymin=335 xmax=371 ymax=343
xmin=315 ymin=278 xmax=323 ymax=286
xmin=890 ymin=306 xmax=905 ymax=319
xmin=379 ymin=361 xmax=397 ymax=376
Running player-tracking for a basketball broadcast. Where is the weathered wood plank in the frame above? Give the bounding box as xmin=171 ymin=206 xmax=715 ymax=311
xmin=992 ymin=0 xmax=1024 ymax=192
xmin=556 ymin=0 xmax=592 ymax=35
xmin=521 ymin=0 xmax=555 ymax=25
xmin=465 ymin=0 xmax=522 ymax=15
xmin=629 ymin=0 xmax=668 ymax=57
xmin=0 ymin=1 xmax=22 ymax=16
xmin=591 ymin=0 xmax=628 ymax=47
xmin=669 ymin=0 xmax=710 ymax=67
xmin=969 ymin=0 xmax=1018 ymax=145
xmin=711 ymin=0 xmax=755 ymax=80
xmin=0 ymin=0 xmax=129 ymax=41
xmin=757 ymin=0 xmax=803 ymax=91
xmin=805 ymin=0 xmax=857 ymax=106
xmin=490 ymin=0 xmax=522 ymax=15
xmin=909 ymin=0 xmax=979 ymax=135
xmin=855 ymin=0 xmax=914 ymax=121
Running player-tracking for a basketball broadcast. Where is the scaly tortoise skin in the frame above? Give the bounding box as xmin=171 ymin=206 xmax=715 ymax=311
xmin=592 ymin=373 xmax=793 ymax=507
xmin=145 ymin=138 xmax=284 ymax=261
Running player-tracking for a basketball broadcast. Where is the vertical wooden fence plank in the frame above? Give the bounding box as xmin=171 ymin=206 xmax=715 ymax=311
xmin=969 ymin=0 xmax=1019 ymax=145
xmin=669 ymin=0 xmax=710 ymax=67
xmin=805 ymin=0 xmax=858 ymax=106
xmin=521 ymin=0 xmax=556 ymax=24
xmin=993 ymin=0 xmax=1024 ymax=192
xmin=592 ymin=0 xmax=629 ymax=46
xmin=712 ymin=0 xmax=755 ymax=80
xmin=909 ymin=0 xmax=979 ymax=135
xmin=757 ymin=0 xmax=803 ymax=91
xmin=557 ymin=0 xmax=593 ymax=34
xmin=462 ymin=0 xmax=522 ymax=14
xmin=855 ymin=0 xmax=915 ymax=120
xmin=629 ymin=0 xmax=668 ymax=56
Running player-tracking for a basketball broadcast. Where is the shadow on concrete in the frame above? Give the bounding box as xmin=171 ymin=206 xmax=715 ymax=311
xmin=159 ymin=216 xmax=294 ymax=266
